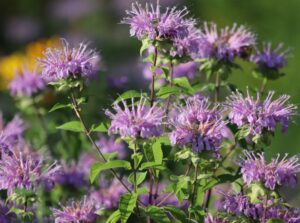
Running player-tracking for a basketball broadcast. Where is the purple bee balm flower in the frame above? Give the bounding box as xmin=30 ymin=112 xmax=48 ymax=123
xmin=90 ymin=178 xmax=127 ymax=209
xmin=169 ymin=95 xmax=227 ymax=154
xmin=0 ymin=201 xmax=16 ymax=223
xmin=240 ymin=151 xmax=300 ymax=190
xmin=96 ymin=134 xmax=127 ymax=159
xmin=250 ymin=42 xmax=290 ymax=70
xmin=0 ymin=112 xmax=26 ymax=146
xmin=0 ymin=150 xmax=61 ymax=194
xmin=38 ymin=39 xmax=99 ymax=82
xmin=225 ymin=89 xmax=297 ymax=137
xmin=198 ymin=22 xmax=256 ymax=61
xmin=173 ymin=61 xmax=199 ymax=80
xmin=122 ymin=2 xmax=195 ymax=41
xmin=106 ymin=97 xmax=164 ymax=139
xmin=204 ymin=214 xmax=228 ymax=223
xmin=52 ymin=197 xmax=97 ymax=223
xmin=9 ymin=68 xmax=46 ymax=97
xmin=55 ymin=161 xmax=86 ymax=188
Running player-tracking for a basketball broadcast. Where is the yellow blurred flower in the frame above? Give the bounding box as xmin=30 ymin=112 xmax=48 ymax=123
xmin=0 ymin=37 xmax=59 ymax=90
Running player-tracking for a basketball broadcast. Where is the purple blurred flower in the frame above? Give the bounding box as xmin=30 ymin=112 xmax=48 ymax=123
xmin=96 ymin=134 xmax=127 ymax=159
xmin=122 ymin=2 xmax=195 ymax=40
xmin=225 ymin=89 xmax=297 ymax=137
xmin=9 ymin=68 xmax=46 ymax=97
xmin=0 ymin=150 xmax=61 ymax=194
xmin=173 ymin=61 xmax=199 ymax=80
xmin=240 ymin=151 xmax=300 ymax=190
xmin=52 ymin=197 xmax=97 ymax=223
xmin=90 ymin=178 xmax=127 ymax=209
xmin=55 ymin=161 xmax=86 ymax=188
xmin=169 ymin=96 xmax=227 ymax=154
xmin=106 ymin=97 xmax=164 ymax=139
xmin=106 ymin=75 xmax=128 ymax=89
xmin=204 ymin=214 xmax=228 ymax=223
xmin=77 ymin=153 xmax=98 ymax=179
xmin=198 ymin=22 xmax=256 ymax=61
xmin=38 ymin=39 xmax=99 ymax=82
xmin=0 ymin=113 xmax=26 ymax=146
xmin=250 ymin=42 xmax=290 ymax=70
xmin=0 ymin=201 xmax=16 ymax=223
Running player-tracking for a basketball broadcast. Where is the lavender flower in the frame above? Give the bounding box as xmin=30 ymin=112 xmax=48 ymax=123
xmin=169 ymin=96 xmax=227 ymax=154
xmin=204 ymin=214 xmax=228 ymax=223
xmin=89 ymin=178 xmax=127 ymax=209
xmin=250 ymin=42 xmax=290 ymax=70
xmin=52 ymin=197 xmax=97 ymax=223
xmin=96 ymin=134 xmax=127 ymax=159
xmin=198 ymin=22 xmax=256 ymax=61
xmin=55 ymin=161 xmax=86 ymax=188
xmin=240 ymin=151 xmax=300 ymax=190
xmin=0 ymin=150 xmax=61 ymax=194
xmin=106 ymin=97 xmax=164 ymax=139
xmin=38 ymin=39 xmax=99 ymax=82
xmin=0 ymin=201 xmax=16 ymax=223
xmin=122 ymin=2 xmax=195 ymax=41
xmin=225 ymin=89 xmax=297 ymax=137
xmin=9 ymin=68 xmax=45 ymax=97
xmin=0 ymin=113 xmax=26 ymax=146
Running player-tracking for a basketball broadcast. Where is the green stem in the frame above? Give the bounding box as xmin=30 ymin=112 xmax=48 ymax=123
xmin=214 ymin=72 xmax=221 ymax=102
xmin=150 ymin=47 xmax=158 ymax=107
xmin=189 ymin=164 xmax=199 ymax=221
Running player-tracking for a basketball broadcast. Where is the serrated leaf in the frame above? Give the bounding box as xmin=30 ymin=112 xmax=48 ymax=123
xmin=56 ymin=121 xmax=84 ymax=132
xmin=164 ymin=205 xmax=188 ymax=223
xmin=49 ymin=103 xmax=71 ymax=112
xmin=146 ymin=206 xmax=170 ymax=223
xmin=106 ymin=210 xmax=121 ymax=223
xmin=114 ymin=90 xmax=142 ymax=104
xmin=119 ymin=193 xmax=138 ymax=223
xmin=128 ymin=171 xmax=147 ymax=186
xmin=157 ymin=86 xmax=181 ymax=99
xmin=90 ymin=160 xmax=132 ymax=183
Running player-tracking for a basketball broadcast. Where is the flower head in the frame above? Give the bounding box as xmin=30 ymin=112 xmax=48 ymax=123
xmin=96 ymin=134 xmax=127 ymax=159
xmin=89 ymin=178 xmax=127 ymax=209
xmin=122 ymin=2 xmax=195 ymax=40
xmin=240 ymin=151 xmax=300 ymax=190
xmin=0 ymin=113 xmax=26 ymax=146
xmin=250 ymin=42 xmax=290 ymax=70
xmin=52 ymin=197 xmax=97 ymax=223
xmin=106 ymin=97 xmax=164 ymax=139
xmin=198 ymin=22 xmax=256 ymax=61
xmin=38 ymin=39 xmax=99 ymax=82
xmin=9 ymin=68 xmax=46 ymax=97
xmin=0 ymin=150 xmax=61 ymax=194
xmin=169 ymin=96 xmax=227 ymax=154
xmin=225 ymin=89 xmax=297 ymax=137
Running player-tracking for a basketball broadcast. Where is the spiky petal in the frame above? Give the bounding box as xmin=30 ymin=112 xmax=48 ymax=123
xmin=106 ymin=97 xmax=164 ymax=139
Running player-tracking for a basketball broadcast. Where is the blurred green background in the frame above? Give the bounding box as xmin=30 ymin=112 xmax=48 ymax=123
xmin=0 ymin=0 xmax=299 ymax=201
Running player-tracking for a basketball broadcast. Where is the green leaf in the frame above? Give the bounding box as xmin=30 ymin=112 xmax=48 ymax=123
xmin=140 ymin=39 xmax=151 ymax=56
xmin=248 ymin=183 xmax=267 ymax=203
xmin=128 ymin=171 xmax=147 ymax=186
xmin=157 ymin=86 xmax=182 ymax=99
xmin=106 ymin=210 xmax=121 ymax=223
xmin=90 ymin=160 xmax=132 ymax=183
xmin=139 ymin=162 xmax=164 ymax=170
xmin=49 ymin=103 xmax=71 ymax=112
xmin=91 ymin=122 xmax=108 ymax=132
xmin=119 ymin=193 xmax=138 ymax=223
xmin=164 ymin=205 xmax=187 ymax=223
xmin=153 ymin=141 xmax=163 ymax=164
xmin=173 ymin=77 xmax=194 ymax=93
xmin=56 ymin=121 xmax=84 ymax=132
xmin=266 ymin=219 xmax=284 ymax=223
xmin=114 ymin=90 xmax=142 ymax=104
xmin=146 ymin=206 xmax=170 ymax=223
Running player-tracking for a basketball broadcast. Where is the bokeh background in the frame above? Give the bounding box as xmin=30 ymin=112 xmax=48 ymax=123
xmin=0 ymin=0 xmax=299 ymax=203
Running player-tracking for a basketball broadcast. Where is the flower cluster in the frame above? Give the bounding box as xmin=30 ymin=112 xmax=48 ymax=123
xmin=220 ymin=192 xmax=300 ymax=222
xmin=106 ymin=97 xmax=164 ymax=139
xmin=225 ymin=89 xmax=297 ymax=137
xmin=239 ymin=151 xmax=300 ymax=190
xmin=198 ymin=22 xmax=256 ymax=61
xmin=38 ymin=39 xmax=99 ymax=82
xmin=52 ymin=197 xmax=97 ymax=223
xmin=169 ymin=96 xmax=227 ymax=153
xmin=0 ymin=148 xmax=61 ymax=194
xmin=251 ymin=42 xmax=290 ymax=70
xmin=9 ymin=68 xmax=45 ymax=97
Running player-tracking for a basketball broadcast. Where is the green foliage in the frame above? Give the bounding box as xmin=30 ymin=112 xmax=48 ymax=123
xmin=56 ymin=121 xmax=84 ymax=132
xmin=119 ymin=193 xmax=138 ymax=223
xmin=145 ymin=206 xmax=170 ymax=223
